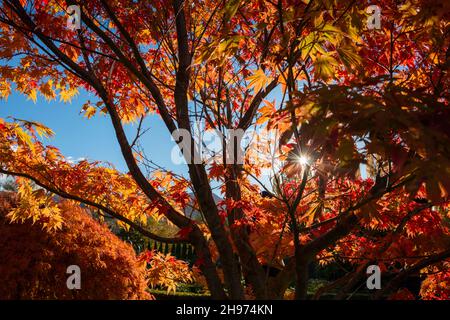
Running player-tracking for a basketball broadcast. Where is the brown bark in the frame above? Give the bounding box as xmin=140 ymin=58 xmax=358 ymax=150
xmin=171 ymin=0 xmax=244 ymax=299
xmin=225 ymin=166 xmax=267 ymax=299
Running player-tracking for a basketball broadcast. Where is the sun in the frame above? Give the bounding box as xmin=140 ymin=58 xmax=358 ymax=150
xmin=297 ymin=155 xmax=309 ymax=166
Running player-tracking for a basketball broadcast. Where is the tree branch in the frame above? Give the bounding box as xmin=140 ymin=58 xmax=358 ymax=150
xmin=0 ymin=168 xmax=185 ymax=243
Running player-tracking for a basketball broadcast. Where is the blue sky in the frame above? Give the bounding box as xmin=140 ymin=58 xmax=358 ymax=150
xmin=0 ymin=90 xmax=188 ymax=177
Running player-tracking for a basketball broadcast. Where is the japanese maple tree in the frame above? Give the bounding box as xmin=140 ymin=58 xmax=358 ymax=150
xmin=0 ymin=0 xmax=449 ymax=299
xmin=0 ymin=191 xmax=151 ymax=299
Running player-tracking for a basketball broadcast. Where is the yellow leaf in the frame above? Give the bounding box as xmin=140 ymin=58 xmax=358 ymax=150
xmin=337 ymin=46 xmax=362 ymax=70
xmin=302 ymin=204 xmax=320 ymax=227
xmin=298 ymin=32 xmax=317 ymax=60
xmin=14 ymin=126 xmax=34 ymax=152
xmin=313 ymin=54 xmax=338 ymax=81
xmin=83 ymin=106 xmax=97 ymax=119
xmin=256 ymin=101 xmax=276 ymax=125
xmin=0 ymin=80 xmax=11 ymax=100
xmin=27 ymin=89 xmax=37 ymax=103
xmin=217 ymin=36 xmax=241 ymax=55
xmin=246 ymin=68 xmax=272 ymax=93
xmin=35 ymin=123 xmax=55 ymax=138
xmin=223 ymin=0 xmax=241 ymax=21
xmin=60 ymin=88 xmax=78 ymax=103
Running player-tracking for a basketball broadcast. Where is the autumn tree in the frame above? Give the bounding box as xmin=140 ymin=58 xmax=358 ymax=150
xmin=0 ymin=190 xmax=151 ymax=299
xmin=0 ymin=0 xmax=449 ymax=299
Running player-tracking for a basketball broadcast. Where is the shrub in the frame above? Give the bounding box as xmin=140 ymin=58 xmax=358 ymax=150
xmin=0 ymin=191 xmax=151 ymax=300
